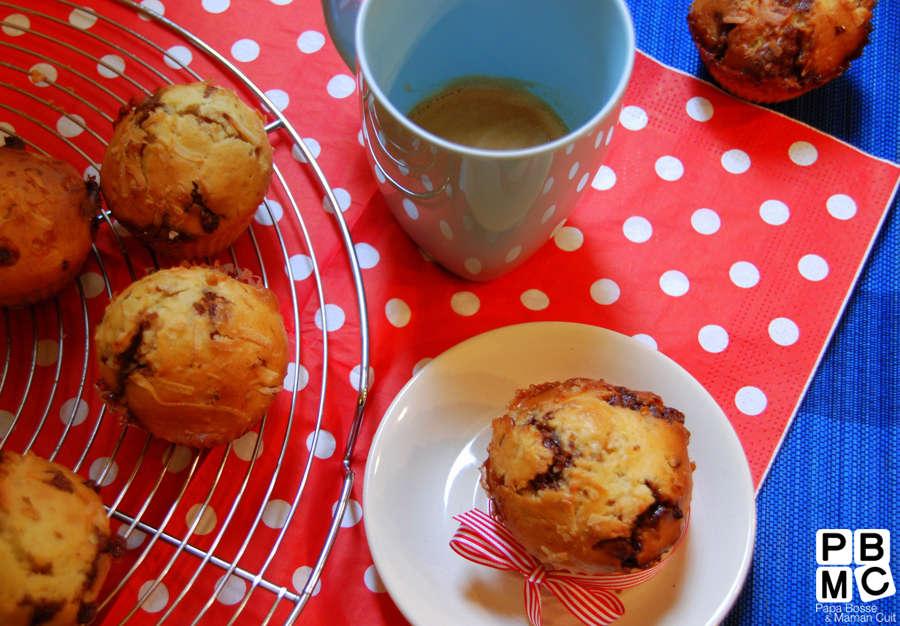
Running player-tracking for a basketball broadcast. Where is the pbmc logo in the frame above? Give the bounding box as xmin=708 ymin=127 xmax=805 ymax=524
xmin=817 ymin=529 xmax=896 ymax=603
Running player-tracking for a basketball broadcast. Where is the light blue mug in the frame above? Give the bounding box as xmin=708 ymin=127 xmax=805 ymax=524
xmin=324 ymin=0 xmax=634 ymax=280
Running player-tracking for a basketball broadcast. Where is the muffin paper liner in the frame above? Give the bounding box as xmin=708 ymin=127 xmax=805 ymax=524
xmin=449 ymin=508 xmax=686 ymax=626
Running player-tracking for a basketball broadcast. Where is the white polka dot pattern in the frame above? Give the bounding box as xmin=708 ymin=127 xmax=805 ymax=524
xmin=138 ymin=581 xmax=169 ymax=613
xmin=520 ymin=289 xmax=549 ymax=311
xmin=315 ymin=304 xmax=346 ymax=332
xmin=306 ymin=430 xmax=337 ymax=459
xmin=262 ymin=499 xmax=291 ymax=529
xmin=554 ymin=226 xmax=583 ymax=251
xmin=735 ymin=386 xmax=767 ymax=416
xmin=68 ymin=8 xmax=97 ymax=29
xmin=186 ymin=503 xmax=217 ymax=535
xmin=332 ymin=499 xmax=363 ymax=527
xmin=215 ymin=575 xmax=246 ymax=605
xmin=659 ymin=270 xmax=690 ymax=297
xmin=364 ymin=565 xmax=386 ymax=593
xmin=297 ymin=30 xmax=326 ymax=54
xmin=592 ymin=165 xmax=616 ymax=191
xmin=789 ymin=141 xmax=817 ymax=166
xmin=232 ymin=431 xmax=263 ymax=461
xmin=2 ymin=13 xmax=29 ymax=36
xmin=826 ymin=194 xmax=857 ymax=220
xmin=327 ymin=74 xmax=355 ymax=99
xmin=202 ymin=0 xmax=230 ymax=14
xmin=759 ymin=200 xmax=790 ymax=226
xmin=622 ymin=216 xmax=652 ymax=243
xmin=698 ymin=325 xmax=729 ymax=353
xmin=685 ymin=96 xmax=713 ymax=122
xmin=590 ymin=279 xmax=620 ymax=305
xmin=451 ymin=292 xmax=480 ymax=316
xmin=284 ymin=362 xmax=310 ymax=392
xmin=619 ymin=105 xmax=648 ymax=131
xmin=163 ymin=45 xmax=192 ymax=69
xmin=97 ymin=54 xmax=125 ymax=78
xmin=691 ymin=208 xmax=720 ymax=235
xmin=729 ymin=261 xmax=760 ymax=289
xmin=349 ymin=364 xmax=374 ymax=391
xmin=89 ymin=457 xmax=118 ymax=487
xmin=292 ymin=566 xmax=322 ymax=596
xmin=59 ymin=398 xmax=88 ymax=426
xmin=798 ymin=254 xmax=829 ymax=281
xmin=385 ymin=298 xmax=411 ymax=327
xmin=230 ymin=39 xmax=259 ymax=62
xmin=768 ymin=317 xmax=800 ymax=346
xmin=721 ymin=149 xmax=751 ymax=174
xmin=655 ymin=156 xmax=683 ymax=181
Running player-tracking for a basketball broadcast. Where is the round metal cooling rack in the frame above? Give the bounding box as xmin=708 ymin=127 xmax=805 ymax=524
xmin=0 ymin=1 xmax=370 ymax=624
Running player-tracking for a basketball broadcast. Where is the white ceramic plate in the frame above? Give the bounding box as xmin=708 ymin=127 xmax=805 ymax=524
xmin=364 ymin=322 xmax=755 ymax=626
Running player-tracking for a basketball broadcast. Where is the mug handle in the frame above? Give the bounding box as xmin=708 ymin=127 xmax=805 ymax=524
xmin=362 ymin=88 xmax=449 ymax=200
xmin=326 ymin=0 xmax=450 ymax=199
xmin=321 ymin=0 xmax=361 ymax=70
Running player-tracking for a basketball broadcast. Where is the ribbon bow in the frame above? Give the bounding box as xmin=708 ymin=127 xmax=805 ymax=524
xmin=449 ymin=508 xmax=671 ymax=626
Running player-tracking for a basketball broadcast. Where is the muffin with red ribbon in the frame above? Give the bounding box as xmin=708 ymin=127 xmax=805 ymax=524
xmin=483 ymin=378 xmax=693 ymax=574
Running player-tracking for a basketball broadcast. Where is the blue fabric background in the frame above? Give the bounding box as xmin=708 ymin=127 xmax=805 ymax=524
xmin=625 ymin=2 xmax=899 ymax=623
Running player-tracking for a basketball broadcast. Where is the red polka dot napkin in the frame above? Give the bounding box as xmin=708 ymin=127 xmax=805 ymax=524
xmin=0 ymin=1 xmax=897 ymax=625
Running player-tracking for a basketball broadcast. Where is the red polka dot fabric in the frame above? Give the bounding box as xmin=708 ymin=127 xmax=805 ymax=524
xmin=0 ymin=1 xmax=897 ymax=625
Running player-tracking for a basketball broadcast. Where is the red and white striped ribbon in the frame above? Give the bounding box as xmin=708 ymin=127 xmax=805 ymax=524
xmin=449 ymin=508 xmax=679 ymax=626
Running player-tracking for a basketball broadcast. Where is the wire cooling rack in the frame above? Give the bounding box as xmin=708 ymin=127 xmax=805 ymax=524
xmin=0 ymin=1 xmax=370 ymax=623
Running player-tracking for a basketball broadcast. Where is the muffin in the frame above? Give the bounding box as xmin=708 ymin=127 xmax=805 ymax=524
xmin=688 ymin=0 xmax=874 ymax=102
xmin=0 ymin=139 xmax=98 ymax=306
xmin=94 ymin=266 xmax=288 ymax=447
xmin=483 ymin=378 xmax=693 ymax=574
xmin=100 ymin=82 xmax=273 ymax=258
xmin=0 ymin=451 xmax=116 ymax=625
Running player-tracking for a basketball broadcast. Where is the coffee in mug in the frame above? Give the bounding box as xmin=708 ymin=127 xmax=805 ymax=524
xmin=407 ymin=76 xmax=569 ymax=151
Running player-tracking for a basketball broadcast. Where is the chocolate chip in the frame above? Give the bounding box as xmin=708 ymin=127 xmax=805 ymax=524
xmin=23 ymin=599 xmax=62 ymax=625
xmin=189 ymin=182 xmax=220 ymax=233
xmin=102 ymin=533 xmax=125 ymax=558
xmin=592 ymin=482 xmax=683 ymax=568
xmin=193 ymin=289 xmax=229 ymax=321
xmin=0 ymin=238 xmax=20 ymax=266
xmin=203 ymin=83 xmax=217 ymax=98
xmin=77 ymin=602 xmax=96 ymax=624
xmin=2 ymin=134 xmax=25 ymax=150
xmin=606 ymin=385 xmax=684 ymax=423
xmin=45 ymin=469 xmax=74 ymax=493
xmin=107 ymin=316 xmax=154 ymax=400
xmin=592 ymin=537 xmax=634 ymax=562
xmin=133 ymin=91 xmax=164 ymax=125
xmin=82 ymin=177 xmax=101 ymax=218
xmin=526 ymin=413 xmax=573 ymax=492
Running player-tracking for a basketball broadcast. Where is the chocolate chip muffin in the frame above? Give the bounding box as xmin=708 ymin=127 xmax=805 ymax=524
xmin=484 ymin=378 xmax=693 ymax=574
xmin=688 ymin=0 xmax=875 ymax=102
xmin=94 ymin=266 xmax=288 ymax=447
xmin=100 ymin=82 xmax=273 ymax=258
xmin=0 ymin=451 xmax=117 ymax=625
xmin=0 ymin=139 xmax=98 ymax=307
